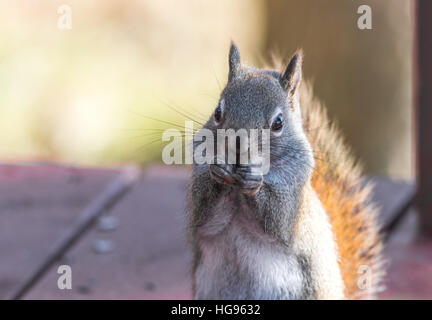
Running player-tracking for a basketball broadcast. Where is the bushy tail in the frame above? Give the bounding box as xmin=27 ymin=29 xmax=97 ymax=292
xmin=300 ymin=83 xmax=383 ymax=299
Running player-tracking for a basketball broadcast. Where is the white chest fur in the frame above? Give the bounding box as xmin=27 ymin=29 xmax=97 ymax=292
xmin=195 ymin=198 xmax=306 ymax=299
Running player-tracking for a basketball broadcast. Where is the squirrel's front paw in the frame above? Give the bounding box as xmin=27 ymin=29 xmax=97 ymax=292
xmin=233 ymin=164 xmax=263 ymax=195
xmin=209 ymin=158 xmax=235 ymax=185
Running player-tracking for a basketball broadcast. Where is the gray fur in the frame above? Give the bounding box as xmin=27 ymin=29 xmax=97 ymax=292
xmin=188 ymin=43 xmax=317 ymax=299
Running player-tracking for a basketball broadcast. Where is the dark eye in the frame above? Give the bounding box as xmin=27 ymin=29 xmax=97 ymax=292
xmin=214 ymin=105 xmax=222 ymax=123
xmin=271 ymin=113 xmax=284 ymax=132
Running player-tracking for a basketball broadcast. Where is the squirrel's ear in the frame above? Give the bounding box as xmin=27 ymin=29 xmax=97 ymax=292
xmin=228 ymin=41 xmax=241 ymax=82
xmin=280 ymin=50 xmax=303 ymax=95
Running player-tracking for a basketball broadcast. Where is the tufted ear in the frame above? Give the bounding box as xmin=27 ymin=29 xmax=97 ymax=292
xmin=228 ymin=41 xmax=241 ymax=82
xmin=280 ymin=50 xmax=303 ymax=96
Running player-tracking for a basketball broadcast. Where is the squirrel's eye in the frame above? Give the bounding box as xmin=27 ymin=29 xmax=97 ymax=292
xmin=271 ymin=114 xmax=284 ymax=132
xmin=214 ymin=105 xmax=222 ymax=123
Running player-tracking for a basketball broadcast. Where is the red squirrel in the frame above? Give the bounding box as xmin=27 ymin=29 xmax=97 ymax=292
xmin=188 ymin=43 xmax=383 ymax=299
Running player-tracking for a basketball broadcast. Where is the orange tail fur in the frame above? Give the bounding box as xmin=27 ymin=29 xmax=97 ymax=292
xmin=300 ymin=83 xmax=383 ymax=299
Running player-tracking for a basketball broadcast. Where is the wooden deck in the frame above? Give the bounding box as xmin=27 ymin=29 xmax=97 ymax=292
xmin=0 ymin=164 xmax=429 ymax=299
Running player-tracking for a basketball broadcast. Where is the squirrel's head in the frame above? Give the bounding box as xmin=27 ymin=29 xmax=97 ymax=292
xmin=204 ymin=42 xmax=314 ymax=174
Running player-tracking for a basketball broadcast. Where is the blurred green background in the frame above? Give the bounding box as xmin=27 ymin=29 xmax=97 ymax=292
xmin=0 ymin=0 xmax=413 ymax=179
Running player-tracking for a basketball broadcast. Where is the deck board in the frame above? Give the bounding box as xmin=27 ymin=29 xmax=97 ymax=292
xmin=0 ymin=164 xmax=427 ymax=299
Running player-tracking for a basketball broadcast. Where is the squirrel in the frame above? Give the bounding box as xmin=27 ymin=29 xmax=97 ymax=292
xmin=187 ymin=42 xmax=383 ymax=299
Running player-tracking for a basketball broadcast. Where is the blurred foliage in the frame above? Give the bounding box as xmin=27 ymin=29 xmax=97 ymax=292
xmin=0 ymin=0 xmax=413 ymax=178
xmin=0 ymin=0 xmax=266 ymax=165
